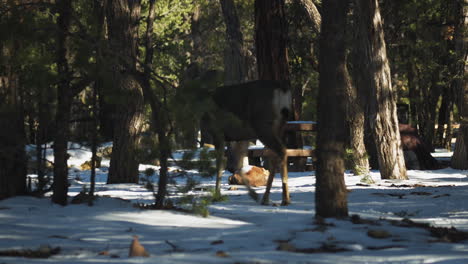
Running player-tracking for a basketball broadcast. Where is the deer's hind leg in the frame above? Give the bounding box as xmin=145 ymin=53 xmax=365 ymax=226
xmin=213 ymin=136 xmax=225 ymax=196
xmin=261 ymin=152 xmax=289 ymax=205
xmin=261 ymin=154 xmax=276 ymax=205
xmin=254 ymin=123 xmax=289 ymax=205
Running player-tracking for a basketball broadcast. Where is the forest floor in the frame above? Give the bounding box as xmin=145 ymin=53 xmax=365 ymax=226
xmin=1 ymin=145 xmax=468 ymax=263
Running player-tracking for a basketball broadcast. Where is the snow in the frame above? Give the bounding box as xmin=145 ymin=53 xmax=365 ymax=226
xmin=1 ymin=146 xmax=468 ymax=263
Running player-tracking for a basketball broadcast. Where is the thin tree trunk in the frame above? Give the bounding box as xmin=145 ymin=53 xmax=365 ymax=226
xmin=138 ymin=0 xmax=172 ymax=208
xmin=106 ymin=0 xmax=145 ymax=184
xmin=436 ymin=87 xmax=454 ymax=149
xmin=315 ymin=0 xmax=349 ymax=218
xmin=52 ymin=0 xmax=72 ymax=205
xmin=451 ymin=0 xmax=468 ymax=169
xmin=352 ymin=0 xmax=407 ymax=180
xmin=0 ymin=44 xmax=27 ymax=199
xmin=89 ymin=0 xmax=106 ymax=202
xmin=407 ymin=60 xmax=419 ymax=126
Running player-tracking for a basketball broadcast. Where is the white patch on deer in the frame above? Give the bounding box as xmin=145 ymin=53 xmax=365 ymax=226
xmin=240 ymin=165 xmax=253 ymax=174
xmin=273 ymin=88 xmax=292 ymax=119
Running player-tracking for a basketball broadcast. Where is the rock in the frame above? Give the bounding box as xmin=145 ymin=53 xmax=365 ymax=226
xmin=228 ymin=166 xmax=269 ymax=187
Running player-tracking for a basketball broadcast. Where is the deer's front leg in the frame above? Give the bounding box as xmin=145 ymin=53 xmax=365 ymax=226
xmin=280 ymin=153 xmax=290 ymax=205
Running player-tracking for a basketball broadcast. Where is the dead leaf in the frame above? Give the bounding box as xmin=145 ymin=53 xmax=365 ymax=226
xmin=210 ymin=240 xmax=224 ymax=245
xmin=277 ymin=242 xmax=296 ymax=252
xmin=129 ymin=235 xmax=150 ymax=257
xmin=367 ymin=229 xmax=392 ymax=239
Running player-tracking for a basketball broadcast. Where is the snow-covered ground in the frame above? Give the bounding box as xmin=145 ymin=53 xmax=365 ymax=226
xmin=1 ymin=145 xmax=468 ymax=263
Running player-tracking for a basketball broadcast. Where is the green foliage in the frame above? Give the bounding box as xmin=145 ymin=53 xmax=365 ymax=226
xmin=178 ymin=148 xmax=218 ymax=178
xmin=176 ymin=176 xmax=200 ymax=193
xmin=344 ymin=148 xmax=355 ymax=171
xmin=286 ymin=1 xmax=320 ymax=123
xmin=345 ymin=148 xmax=373 ymax=183
xmin=173 ymin=69 xmax=223 ymax=135
xmin=197 ymin=148 xmax=218 ymax=177
xmin=209 ymin=187 xmax=229 ymax=203
xmin=383 ymin=0 xmax=456 ymax=128
xmin=359 ymin=173 xmax=375 ymax=185
xmin=177 ymin=181 xmax=228 ymax=217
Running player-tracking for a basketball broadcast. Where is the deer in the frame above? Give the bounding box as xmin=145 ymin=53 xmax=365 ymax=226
xmin=203 ymin=80 xmax=292 ymax=205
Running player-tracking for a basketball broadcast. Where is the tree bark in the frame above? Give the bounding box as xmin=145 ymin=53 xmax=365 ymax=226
xmin=220 ymin=0 xmax=250 ymax=174
xmin=255 ymin=0 xmax=304 ymax=171
xmin=52 ymin=0 xmax=72 ymax=205
xmin=220 ymin=0 xmax=248 ymax=85
xmin=296 ymin=0 xmax=321 ymax=36
xmin=88 ymin=0 xmax=107 ymax=202
xmin=435 ymin=86 xmax=454 ymax=149
xmin=255 ymin=0 xmax=290 ymax=81
xmin=0 ymin=43 xmax=27 ymax=200
xmin=106 ymin=0 xmax=145 ymax=184
xmin=352 ymin=0 xmax=407 ymax=180
xmin=315 ymin=0 xmax=349 ymax=218
xmin=346 ymin=72 xmax=370 ymax=176
xmin=451 ymin=0 xmax=468 ymax=169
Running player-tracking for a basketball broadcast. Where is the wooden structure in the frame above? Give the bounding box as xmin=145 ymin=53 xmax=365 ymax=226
xmin=248 ymin=121 xmax=316 ymax=171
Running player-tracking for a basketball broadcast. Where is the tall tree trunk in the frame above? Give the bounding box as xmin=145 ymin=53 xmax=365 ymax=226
xmin=89 ymin=0 xmax=107 ymax=202
xmin=255 ymin=0 xmax=303 ymax=171
xmin=0 ymin=43 xmax=27 ymax=200
xmin=315 ymin=0 xmax=349 ymax=218
xmin=139 ymin=0 xmax=171 ymax=208
xmin=407 ymin=59 xmax=419 ymax=126
xmin=299 ymin=0 xmax=369 ymax=175
xmin=220 ymin=0 xmax=248 ymax=85
xmin=52 ymin=0 xmax=72 ymax=205
xmin=352 ymin=0 xmax=407 ymax=180
xmin=436 ymin=86 xmax=454 ymax=149
xmin=451 ymin=0 xmax=468 ymax=169
xmin=346 ymin=71 xmax=370 ymax=176
xmin=255 ymin=0 xmax=290 ymax=81
xmin=419 ymin=69 xmax=442 ymax=151
xmin=106 ymin=0 xmax=145 ymax=184
xmin=220 ymin=0 xmax=250 ymax=174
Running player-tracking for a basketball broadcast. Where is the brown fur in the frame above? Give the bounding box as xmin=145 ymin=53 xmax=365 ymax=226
xmin=228 ymin=166 xmax=270 ymax=187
